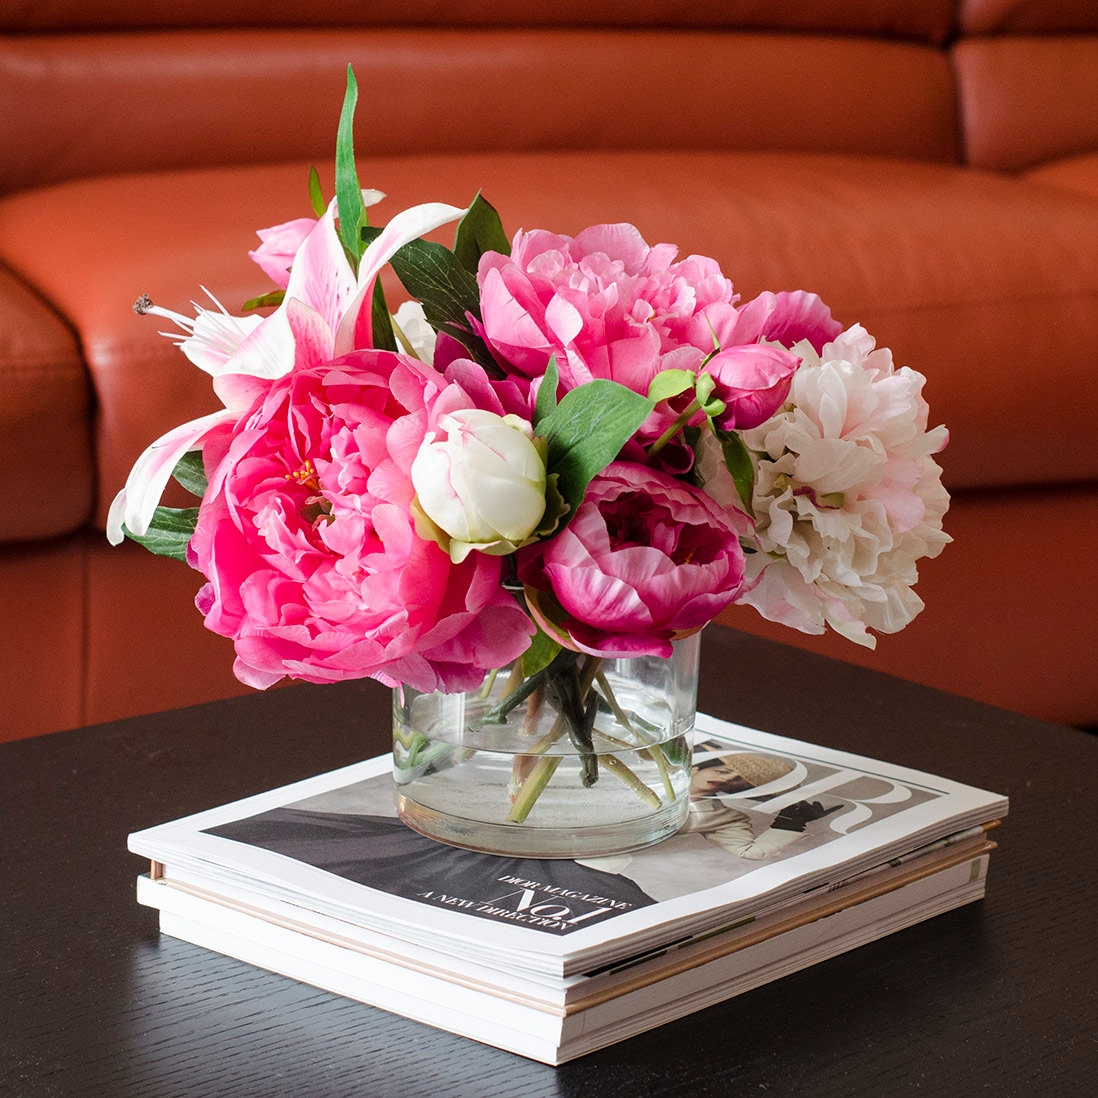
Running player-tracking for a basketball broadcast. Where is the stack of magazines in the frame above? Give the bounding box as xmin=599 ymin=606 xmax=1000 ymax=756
xmin=129 ymin=713 xmax=1007 ymax=1064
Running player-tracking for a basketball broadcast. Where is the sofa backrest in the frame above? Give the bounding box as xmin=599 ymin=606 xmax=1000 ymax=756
xmin=0 ymin=1 xmax=964 ymax=198
xmin=5 ymin=1 xmax=1098 ymax=198
xmin=954 ymin=1 xmax=1098 ymax=172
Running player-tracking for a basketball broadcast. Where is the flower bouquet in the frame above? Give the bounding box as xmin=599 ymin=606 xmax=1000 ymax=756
xmin=109 ymin=69 xmax=949 ymax=856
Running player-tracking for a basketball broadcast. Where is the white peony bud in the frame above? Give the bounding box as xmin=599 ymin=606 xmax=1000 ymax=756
xmin=411 ymin=409 xmax=547 ymax=561
xmin=393 ymin=300 xmax=437 ymax=363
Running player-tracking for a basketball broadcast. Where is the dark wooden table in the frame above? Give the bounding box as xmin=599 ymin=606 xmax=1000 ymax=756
xmin=3 ymin=628 xmax=1096 ymax=1096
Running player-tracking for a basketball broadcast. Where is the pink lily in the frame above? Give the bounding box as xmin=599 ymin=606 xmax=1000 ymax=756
xmin=107 ymin=199 xmax=467 ymax=545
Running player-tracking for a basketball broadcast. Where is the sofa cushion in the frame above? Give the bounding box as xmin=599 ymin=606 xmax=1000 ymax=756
xmin=0 ymin=265 xmax=92 ymax=542
xmin=954 ymin=35 xmax=1098 ymax=171
xmin=959 ymin=0 xmax=1098 ymax=35
xmin=1023 ymin=152 xmax=1098 ymax=202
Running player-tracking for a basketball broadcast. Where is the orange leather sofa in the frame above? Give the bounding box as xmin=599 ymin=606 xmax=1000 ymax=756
xmin=2 ymin=0 xmax=1097 ymax=740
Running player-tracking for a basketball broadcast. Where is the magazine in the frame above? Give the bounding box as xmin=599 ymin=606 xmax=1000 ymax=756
xmin=129 ymin=713 xmax=1007 ymax=980
xmin=136 ymin=846 xmax=991 ymax=1064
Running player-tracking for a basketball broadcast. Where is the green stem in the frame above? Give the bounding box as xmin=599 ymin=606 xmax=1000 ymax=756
xmin=505 ymin=655 xmax=680 ymax=822
xmin=393 ymin=734 xmax=458 ymax=782
xmin=478 ymin=666 xmax=501 ymax=701
xmin=507 ymin=656 xmax=601 ymax=820
xmin=647 ymin=396 xmax=703 ymax=458
xmin=509 ymin=679 xmax=545 ymax=799
xmin=595 ymin=668 xmax=676 ymax=802
xmin=559 ymin=657 xmax=601 ymax=786
xmin=600 ymin=754 xmax=662 ymax=810
xmin=507 ymin=754 xmax=564 ymax=823
xmin=521 ymin=683 xmax=545 ymax=737
xmin=508 ymin=706 xmax=570 ymax=815
xmin=484 ymin=649 xmax=578 ymax=723
xmin=393 ymin=724 xmax=422 ymax=751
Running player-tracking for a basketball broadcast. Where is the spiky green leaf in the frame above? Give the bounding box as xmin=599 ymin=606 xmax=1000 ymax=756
xmin=533 ymin=356 xmax=560 ymax=427
xmin=384 ymin=236 xmax=500 ymax=372
xmin=371 ymin=279 xmax=398 ymax=352
xmin=336 ymin=66 xmax=366 ymax=264
xmin=716 ymin=427 xmax=756 ymax=511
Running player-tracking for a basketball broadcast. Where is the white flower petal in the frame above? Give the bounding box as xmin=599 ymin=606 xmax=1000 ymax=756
xmin=106 ymin=409 xmax=233 ymax=544
xmin=728 ymin=323 xmax=949 ymax=645
xmin=335 ymin=201 xmax=468 ymax=355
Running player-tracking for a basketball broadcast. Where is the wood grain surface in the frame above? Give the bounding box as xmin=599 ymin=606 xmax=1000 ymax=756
xmin=3 ymin=627 xmax=1095 ymax=1097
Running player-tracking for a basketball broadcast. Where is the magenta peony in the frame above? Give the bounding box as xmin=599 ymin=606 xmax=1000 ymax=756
xmin=189 ymin=349 xmax=533 ymax=692
xmin=703 ymin=343 xmax=801 ymax=431
xmin=696 ymin=289 xmax=842 ymax=356
xmin=517 ymin=461 xmax=747 ymax=658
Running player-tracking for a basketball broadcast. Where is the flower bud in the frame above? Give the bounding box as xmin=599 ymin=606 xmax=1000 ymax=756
xmin=412 ymin=409 xmax=547 ymax=561
xmin=704 ymin=343 xmax=800 ymax=431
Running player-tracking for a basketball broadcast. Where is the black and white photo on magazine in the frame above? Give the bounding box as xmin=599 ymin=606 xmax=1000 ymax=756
xmin=198 ymin=719 xmax=951 ymax=932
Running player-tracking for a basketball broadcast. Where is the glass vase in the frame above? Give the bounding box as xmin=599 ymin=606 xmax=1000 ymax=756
xmin=392 ymin=633 xmax=700 ymax=858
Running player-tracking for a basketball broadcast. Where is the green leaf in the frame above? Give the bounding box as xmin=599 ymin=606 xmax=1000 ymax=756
xmin=171 ymin=452 xmax=207 ymax=498
xmin=533 ymin=356 xmax=560 ymax=427
xmin=336 ymin=66 xmax=367 ymax=265
xmin=384 ymin=236 xmax=501 ymax=373
xmin=308 ymin=165 xmax=326 ymax=218
xmin=387 ymin=237 xmax=480 ymax=324
xmin=647 ymin=368 xmax=696 ymax=405
xmin=360 ymin=222 xmax=500 ymax=371
xmin=694 ymin=372 xmax=726 ymax=418
xmin=539 ymin=381 xmax=654 ymax=514
xmin=520 ymin=627 xmax=563 ymax=678
xmin=716 ymin=427 xmax=756 ymax=511
xmin=371 ymin=279 xmax=398 ymax=352
xmin=242 ymin=289 xmax=285 ymax=312
xmin=531 ymin=470 xmax=568 ymax=541
xmin=453 ymin=192 xmax=511 ymax=274
xmin=124 ymin=506 xmax=199 ymax=562
xmin=700 ymin=395 xmax=727 ymax=418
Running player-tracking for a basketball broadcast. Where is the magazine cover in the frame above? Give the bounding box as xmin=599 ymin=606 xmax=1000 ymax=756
xmin=129 ymin=713 xmax=1007 ymax=976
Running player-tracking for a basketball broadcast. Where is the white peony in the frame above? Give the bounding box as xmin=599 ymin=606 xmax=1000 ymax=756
xmin=701 ymin=325 xmax=950 ymax=647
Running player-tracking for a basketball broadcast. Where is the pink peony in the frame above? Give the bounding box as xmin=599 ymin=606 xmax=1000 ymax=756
xmin=189 ymin=349 xmax=533 ymax=692
xmin=517 ymin=461 xmax=747 ymax=658
xmin=477 ymin=223 xmax=736 ymax=396
xmin=693 ymin=290 xmax=842 ymax=357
